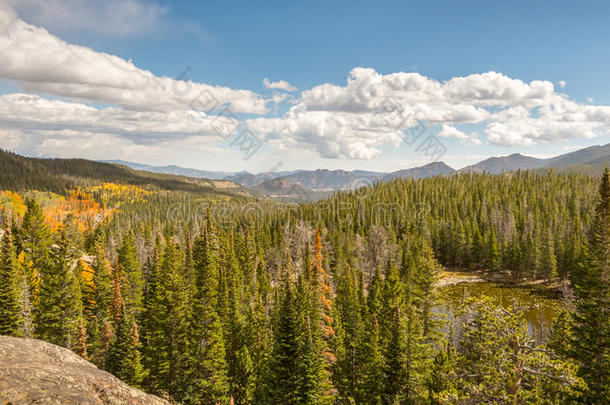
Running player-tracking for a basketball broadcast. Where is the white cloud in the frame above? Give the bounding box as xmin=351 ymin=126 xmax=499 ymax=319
xmin=1 ymin=4 xmax=609 ymax=163
xmin=0 ymin=93 xmax=239 ymax=144
xmin=248 ymin=109 xmax=405 ymax=159
xmin=0 ymin=6 xmax=265 ymax=114
xmin=263 ymin=78 xmax=297 ymax=92
xmin=4 ymin=0 xmax=168 ymax=38
xmin=0 ymin=128 xmax=21 ymax=150
xmin=438 ymin=125 xmax=481 ymax=145
xmin=557 ymin=80 xmax=567 ymax=89
xmin=246 ymin=68 xmax=610 ymax=156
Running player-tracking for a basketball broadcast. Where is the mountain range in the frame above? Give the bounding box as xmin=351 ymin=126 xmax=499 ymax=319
xmin=1 ymin=150 xmax=251 ymax=197
xmin=101 ymin=142 xmax=610 ymax=198
xmin=4 ymin=142 xmax=607 ymax=201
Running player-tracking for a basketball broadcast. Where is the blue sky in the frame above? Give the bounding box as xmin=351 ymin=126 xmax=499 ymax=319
xmin=1 ymin=0 xmax=610 ymax=172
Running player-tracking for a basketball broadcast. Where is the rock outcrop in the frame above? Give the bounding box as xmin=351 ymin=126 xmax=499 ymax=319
xmin=0 ymin=335 xmax=170 ymax=404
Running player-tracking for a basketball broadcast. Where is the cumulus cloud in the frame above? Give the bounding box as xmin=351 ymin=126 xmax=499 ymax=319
xmin=247 ymin=67 xmax=610 ymax=156
xmin=0 ymin=93 xmax=240 ymax=144
xmin=0 ymin=6 xmax=265 ymax=114
xmin=248 ymin=109 xmax=405 ymax=159
xmin=485 ymin=98 xmax=610 ymax=146
xmin=263 ymin=78 xmax=297 ymax=92
xmin=1 ymin=3 xmax=609 ymax=162
xmin=0 ymin=128 xmax=21 ymax=150
xmin=438 ymin=125 xmax=481 ymax=145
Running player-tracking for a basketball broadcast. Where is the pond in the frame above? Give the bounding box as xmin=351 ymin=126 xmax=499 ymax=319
xmin=436 ymin=280 xmax=566 ymax=344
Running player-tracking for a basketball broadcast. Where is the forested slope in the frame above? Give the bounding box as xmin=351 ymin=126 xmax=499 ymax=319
xmin=0 ymin=161 xmax=608 ymax=404
xmin=0 ymin=149 xmax=249 ymax=196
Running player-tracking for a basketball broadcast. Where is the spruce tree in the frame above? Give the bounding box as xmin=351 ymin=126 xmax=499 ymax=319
xmin=542 ymin=228 xmax=558 ymax=280
xmin=267 ymin=280 xmax=300 ymax=404
xmin=357 ymin=314 xmax=384 ymax=404
xmin=0 ymin=228 xmax=23 ymax=336
xmin=294 ymin=271 xmax=329 ymax=404
xmin=118 ymin=233 xmax=144 ymax=316
xmin=111 ymin=260 xmax=123 ymax=327
xmin=20 ymin=199 xmax=52 ymax=307
xmin=141 ymin=238 xmax=165 ymax=392
xmin=456 ymin=299 xmax=584 ymax=403
xmin=35 ymin=231 xmax=83 ymax=349
xmin=334 ymin=263 xmax=364 ymax=401
xmin=74 ymin=318 xmax=88 ymax=360
xmin=427 ymin=334 xmax=458 ymax=403
xmin=184 ymin=220 xmax=229 ymax=404
xmin=90 ymin=240 xmax=113 ymax=365
xmin=106 ymin=308 xmax=146 ymax=387
xmin=310 ymin=228 xmax=335 ymax=401
xmin=572 ymin=168 xmax=610 ymax=402
xmin=153 ymin=238 xmax=190 ymax=398
xmin=379 ymin=262 xmax=406 ymax=403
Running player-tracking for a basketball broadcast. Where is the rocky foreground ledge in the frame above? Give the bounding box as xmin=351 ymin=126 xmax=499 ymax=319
xmin=0 ymin=336 xmax=170 ymax=404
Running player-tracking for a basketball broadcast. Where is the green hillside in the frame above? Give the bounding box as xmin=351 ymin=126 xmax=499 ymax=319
xmin=0 ymin=149 xmax=250 ymax=197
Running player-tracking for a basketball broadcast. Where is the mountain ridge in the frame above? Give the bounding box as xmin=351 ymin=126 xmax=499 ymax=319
xmin=102 ymin=142 xmax=610 ymax=190
xmin=9 ymin=141 xmax=606 ymax=199
xmin=0 ymin=150 xmax=250 ymax=197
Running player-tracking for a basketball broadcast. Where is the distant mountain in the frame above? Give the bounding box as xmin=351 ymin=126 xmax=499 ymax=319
xmin=382 ymin=162 xmax=455 ymax=181
xmin=1 ymin=150 xmax=249 ymax=197
xmin=224 ymin=170 xmax=303 ymax=187
xmin=100 ymin=160 xmax=234 ymax=180
xmin=274 ymin=169 xmax=372 ymax=192
xmin=94 ymin=142 xmax=610 ymax=200
xmin=225 ymin=172 xmax=264 ymax=187
xmin=252 ymin=177 xmax=327 ymax=202
xmin=459 ymin=153 xmax=548 ymax=174
xmin=543 ymin=143 xmax=610 ymax=170
xmin=352 ymin=170 xmax=388 ymax=180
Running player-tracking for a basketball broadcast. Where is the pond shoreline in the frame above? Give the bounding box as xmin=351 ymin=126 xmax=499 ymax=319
xmin=436 ymin=269 xmax=567 ymax=297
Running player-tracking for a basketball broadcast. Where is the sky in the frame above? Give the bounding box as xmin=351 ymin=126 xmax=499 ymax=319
xmin=1 ymin=0 xmax=610 ymax=173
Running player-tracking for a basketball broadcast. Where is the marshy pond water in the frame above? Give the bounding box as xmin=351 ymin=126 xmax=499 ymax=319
xmin=436 ymin=278 xmax=565 ymax=344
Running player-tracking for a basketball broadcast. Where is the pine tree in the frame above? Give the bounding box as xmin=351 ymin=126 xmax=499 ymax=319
xmin=118 ymin=233 xmax=144 ymax=316
xmin=334 ymin=263 xmax=364 ymax=401
xmin=427 ymin=334 xmax=458 ymax=403
xmin=141 ymin=238 xmax=165 ymax=391
xmin=542 ymin=228 xmax=558 ymax=280
xmin=471 ymin=227 xmax=483 ymax=269
xmin=310 ymin=228 xmax=335 ymax=400
xmin=92 ymin=240 xmax=113 ymax=320
xmin=548 ymin=310 xmax=574 ymax=359
xmin=233 ymin=345 xmax=255 ymax=404
xmin=357 ymin=315 xmax=384 ymax=404
xmin=294 ymin=272 xmax=329 ymax=404
xmin=99 ymin=317 xmax=112 ymax=363
xmin=0 ymin=228 xmax=23 ymax=336
xmin=111 ymin=260 xmax=123 ymax=327
xmin=487 ymin=231 xmax=501 ymax=272
xmin=106 ymin=309 xmax=146 ymax=387
xmin=184 ymin=220 xmax=229 ymax=404
xmin=90 ymin=240 xmax=113 ymax=365
xmin=379 ymin=262 xmax=407 ymax=403
xmin=246 ymin=289 xmax=272 ymax=404
xmin=456 ymin=299 xmax=584 ymax=403
xmin=572 ymin=168 xmax=610 ymax=402
xmin=20 ymin=199 xmax=52 ymax=307
xmin=75 ymin=318 xmax=88 ymax=359
xmin=152 ymin=238 xmax=190 ymax=398
xmin=267 ymin=280 xmax=300 ymax=404
xmin=35 ymin=231 xmax=83 ymax=349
